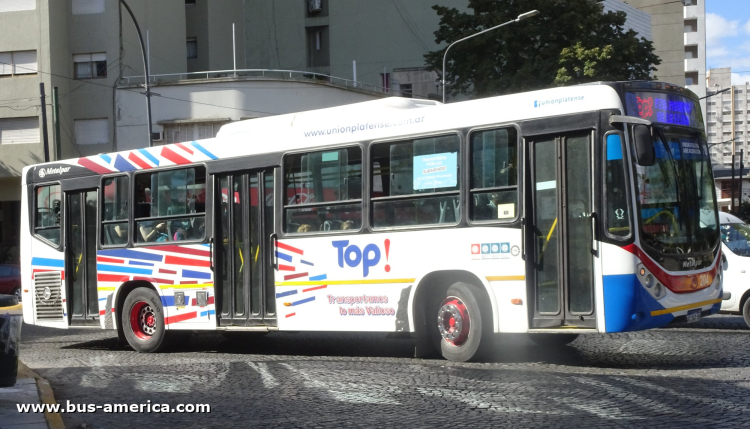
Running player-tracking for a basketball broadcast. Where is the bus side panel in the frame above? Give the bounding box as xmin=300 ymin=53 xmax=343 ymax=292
xmin=20 ymin=179 xmax=34 ymax=325
xmin=274 ymin=228 xmax=525 ymax=333
xmin=98 ymin=244 xmax=216 ymax=331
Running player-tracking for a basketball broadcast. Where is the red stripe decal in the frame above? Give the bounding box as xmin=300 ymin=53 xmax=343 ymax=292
xmin=284 ymin=272 xmax=308 ymax=281
xmin=78 ymin=157 xmax=112 ymax=174
xmin=285 ymin=312 xmax=296 ymax=318
xmin=161 ymin=146 xmax=191 ymax=165
xmin=128 ymin=152 xmax=152 ymax=169
xmin=99 ymin=310 xmax=106 ymax=316
xmin=278 ymin=264 xmax=295 ymax=272
xmin=154 ymin=245 xmax=211 ymax=258
xmin=165 ymin=255 xmax=210 ymax=268
xmin=181 ymin=280 xmax=200 ymax=284
xmin=302 ymin=285 xmax=327 ymax=293
xmin=96 ymin=256 xmax=124 ymax=264
xmin=190 ymin=296 xmax=215 ymax=306
xmin=277 ymin=242 xmax=304 ymax=255
xmin=175 ymin=143 xmax=194 ymax=155
xmin=133 ymin=276 xmax=174 ymax=285
xmin=159 ymin=268 xmax=177 ymax=275
xmin=97 ymin=273 xmax=129 ymax=282
xmin=165 ymin=311 xmax=197 ymax=325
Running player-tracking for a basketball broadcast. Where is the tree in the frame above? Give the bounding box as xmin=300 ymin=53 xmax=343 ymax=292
xmin=424 ymin=0 xmax=661 ymax=98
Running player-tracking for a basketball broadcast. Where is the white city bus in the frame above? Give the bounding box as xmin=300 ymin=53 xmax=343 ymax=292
xmin=21 ymin=81 xmax=722 ymax=361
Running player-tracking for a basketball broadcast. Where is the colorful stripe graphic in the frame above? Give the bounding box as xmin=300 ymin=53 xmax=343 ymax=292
xmin=182 ymin=269 xmax=211 ymax=280
xmin=138 ymin=148 xmax=160 ymax=166
xmin=97 ymin=264 xmax=152 ymax=275
xmin=31 ymin=257 xmax=65 ymax=268
xmin=128 ymin=152 xmax=152 ymax=169
xmin=161 ymin=146 xmax=191 ymax=165
xmin=300 ymin=260 xmax=314 ymax=266
xmin=284 ymin=272 xmax=308 ymax=281
xmin=276 ymin=290 xmax=298 ymax=298
xmin=277 ymin=242 xmax=304 ymax=255
xmin=78 ymin=157 xmax=112 ymax=174
xmin=276 ymin=251 xmax=293 ymax=262
xmin=99 ymin=249 xmax=164 ymax=262
xmin=191 ymin=141 xmax=218 ymax=160
xmin=309 ymin=274 xmax=327 ymax=281
xmin=302 ymin=285 xmax=327 ymax=293
xmin=114 ymin=154 xmax=136 ymax=172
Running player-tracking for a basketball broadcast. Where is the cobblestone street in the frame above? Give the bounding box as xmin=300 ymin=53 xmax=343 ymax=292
xmin=19 ymin=315 xmax=750 ymax=428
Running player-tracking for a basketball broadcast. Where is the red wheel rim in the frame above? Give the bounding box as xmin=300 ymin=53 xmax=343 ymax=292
xmin=437 ymin=296 xmax=471 ymax=346
xmin=130 ymin=301 xmax=157 ymax=340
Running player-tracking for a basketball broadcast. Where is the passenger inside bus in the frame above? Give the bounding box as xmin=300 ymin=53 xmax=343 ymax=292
xmin=140 ymin=222 xmax=169 ymax=242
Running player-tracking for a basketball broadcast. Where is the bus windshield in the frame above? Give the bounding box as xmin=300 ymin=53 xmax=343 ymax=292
xmin=633 ymin=126 xmax=719 ymax=261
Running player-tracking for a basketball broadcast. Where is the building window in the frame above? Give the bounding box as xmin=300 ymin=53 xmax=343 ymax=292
xmin=163 ymin=122 xmax=228 ymax=144
xmin=0 ymin=50 xmax=37 ymax=76
xmin=0 ymin=0 xmax=34 ymax=12
xmin=683 ymin=0 xmax=697 ymax=5
xmin=74 ymin=53 xmax=106 ymax=79
xmin=284 ymin=147 xmax=362 ymax=233
xmin=0 ymin=117 xmax=39 ymax=144
xmin=186 ymin=38 xmax=198 ymax=59
xmin=72 ymin=0 xmax=104 ymax=15
xmin=685 ymin=71 xmax=698 ymax=86
xmin=306 ymin=26 xmax=329 ymax=67
xmin=684 ymin=45 xmax=698 ymax=59
xmin=185 ymin=0 xmax=196 ymax=4
xmin=74 ymin=118 xmax=108 ymax=145
xmin=399 ymin=83 xmax=413 ymax=98
xmin=684 ymin=19 xmax=697 ymax=33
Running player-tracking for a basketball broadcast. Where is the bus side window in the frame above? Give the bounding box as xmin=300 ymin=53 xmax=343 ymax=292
xmin=469 ymin=127 xmax=518 ymax=222
xmin=34 ymin=184 xmax=61 ymax=246
xmin=284 ymin=147 xmax=362 ymax=233
xmin=604 ymin=133 xmax=631 ymax=238
xmin=101 ymin=176 xmax=129 ymax=246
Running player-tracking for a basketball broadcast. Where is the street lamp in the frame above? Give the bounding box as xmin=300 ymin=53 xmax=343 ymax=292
xmin=120 ymin=0 xmax=153 ymax=147
xmin=441 ymin=9 xmax=540 ymax=104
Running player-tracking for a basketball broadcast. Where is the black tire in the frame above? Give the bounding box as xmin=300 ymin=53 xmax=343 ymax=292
xmin=435 ymin=282 xmax=491 ymax=362
xmin=528 ymin=333 xmax=579 ymax=347
xmin=121 ymin=287 xmax=171 ymax=353
xmin=742 ymin=298 xmax=750 ymax=329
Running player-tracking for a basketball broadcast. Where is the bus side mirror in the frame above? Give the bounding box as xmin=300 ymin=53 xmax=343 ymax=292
xmin=633 ymin=124 xmax=655 ymax=167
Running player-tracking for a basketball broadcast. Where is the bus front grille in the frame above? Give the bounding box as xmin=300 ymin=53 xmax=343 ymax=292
xmin=34 ymin=271 xmax=64 ymax=320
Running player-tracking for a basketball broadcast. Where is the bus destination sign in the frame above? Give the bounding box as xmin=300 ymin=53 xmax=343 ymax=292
xmin=625 ymin=91 xmax=703 ymax=129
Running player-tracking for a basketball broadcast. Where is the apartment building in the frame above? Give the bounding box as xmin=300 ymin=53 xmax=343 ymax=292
xmin=705 ymin=67 xmax=750 ymax=169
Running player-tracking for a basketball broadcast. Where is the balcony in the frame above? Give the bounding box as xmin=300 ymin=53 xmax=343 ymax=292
xmin=684 ymin=31 xmax=702 ymax=46
xmin=684 ymin=58 xmax=702 ymax=73
xmin=684 ymin=5 xmax=700 ymax=19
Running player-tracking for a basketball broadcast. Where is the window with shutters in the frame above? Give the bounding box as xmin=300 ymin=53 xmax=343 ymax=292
xmin=186 ymin=38 xmax=198 ymax=59
xmin=74 ymin=119 xmax=109 ymax=145
xmin=0 ymin=117 xmax=39 ymax=144
xmin=74 ymin=53 xmax=106 ymax=79
xmin=0 ymin=50 xmax=37 ymax=76
xmin=72 ymin=0 xmax=104 ymax=14
xmin=0 ymin=0 xmax=35 ymax=12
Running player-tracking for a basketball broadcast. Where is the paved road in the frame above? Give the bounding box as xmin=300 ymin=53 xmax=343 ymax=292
xmin=18 ymin=315 xmax=750 ymax=428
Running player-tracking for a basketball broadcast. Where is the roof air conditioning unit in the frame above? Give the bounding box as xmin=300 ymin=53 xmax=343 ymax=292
xmin=308 ymin=0 xmax=322 ymax=13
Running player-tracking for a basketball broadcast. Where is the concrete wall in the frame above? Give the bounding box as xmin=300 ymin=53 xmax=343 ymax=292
xmin=186 ymin=0 xmax=209 ymax=72
xmin=602 ymin=0 xmax=652 ymax=40
xmin=115 ymin=78 xmax=384 ymax=150
xmin=625 ymin=0 xmax=685 ymax=85
xmin=207 ymin=0 xmax=245 ymax=71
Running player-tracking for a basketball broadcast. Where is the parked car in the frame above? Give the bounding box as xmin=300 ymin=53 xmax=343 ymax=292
xmin=719 ymin=212 xmax=750 ymax=326
xmin=0 ymin=264 xmax=20 ymax=302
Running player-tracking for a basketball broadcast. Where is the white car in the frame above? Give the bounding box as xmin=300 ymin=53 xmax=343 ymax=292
xmin=719 ymin=211 xmax=750 ymax=326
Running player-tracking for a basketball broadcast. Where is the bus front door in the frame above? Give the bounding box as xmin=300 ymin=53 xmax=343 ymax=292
xmin=66 ymin=189 xmax=99 ymax=326
xmin=215 ymin=169 xmax=276 ymax=327
xmin=527 ymin=132 xmax=596 ymax=329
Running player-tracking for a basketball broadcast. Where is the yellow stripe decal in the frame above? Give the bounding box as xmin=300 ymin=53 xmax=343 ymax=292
xmin=159 ymin=284 xmax=214 ymax=290
xmin=650 ymin=298 xmax=721 ymax=317
xmin=486 ymin=275 xmax=526 ymax=282
xmin=97 ymin=287 xmax=116 ymax=291
xmin=276 ymin=278 xmax=416 ymax=287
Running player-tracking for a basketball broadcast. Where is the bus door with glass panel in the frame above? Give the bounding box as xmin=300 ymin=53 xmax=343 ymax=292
xmin=66 ymin=189 xmax=99 ymax=326
xmin=526 ymin=132 xmax=597 ymax=329
xmin=215 ymin=169 xmax=276 ymax=327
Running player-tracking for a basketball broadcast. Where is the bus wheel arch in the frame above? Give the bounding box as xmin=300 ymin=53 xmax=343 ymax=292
xmin=116 ymin=281 xmax=170 ymax=352
xmin=411 ymin=270 xmax=495 ymax=361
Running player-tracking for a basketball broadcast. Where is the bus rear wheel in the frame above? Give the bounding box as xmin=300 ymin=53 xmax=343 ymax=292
xmin=435 ymin=282 xmax=489 ymax=362
xmin=122 ymin=287 xmax=171 ymax=353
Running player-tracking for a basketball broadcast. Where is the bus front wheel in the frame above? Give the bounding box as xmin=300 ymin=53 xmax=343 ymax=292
xmin=435 ymin=282 xmax=490 ymax=362
xmin=122 ymin=287 xmax=171 ymax=353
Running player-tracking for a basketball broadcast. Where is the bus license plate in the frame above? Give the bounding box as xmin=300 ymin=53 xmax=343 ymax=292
xmin=686 ymin=309 xmax=701 ymax=324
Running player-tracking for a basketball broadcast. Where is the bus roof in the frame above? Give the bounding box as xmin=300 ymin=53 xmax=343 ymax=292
xmin=23 ymin=81 xmax=688 ymax=184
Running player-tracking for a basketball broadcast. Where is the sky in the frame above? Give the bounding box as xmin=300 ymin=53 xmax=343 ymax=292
xmin=705 ymin=0 xmax=750 ymax=84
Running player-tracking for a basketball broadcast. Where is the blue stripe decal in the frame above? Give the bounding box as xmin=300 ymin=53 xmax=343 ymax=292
xmin=100 ymin=154 xmax=112 ymax=164
xmin=128 ymin=260 xmax=154 ymax=266
xmin=97 ymin=264 xmax=152 ymax=275
xmin=276 ymin=251 xmax=292 ymax=262
xmin=31 ymin=257 xmax=65 ymax=268
xmin=98 ymin=297 xmax=107 ymax=302
xmin=191 ymin=141 xmax=218 ymax=160
xmin=300 ymin=260 xmax=314 ymax=266
xmin=182 ymin=269 xmax=211 ymax=280
xmin=98 ymin=249 xmax=164 ymax=262
xmin=138 ymin=148 xmax=160 ymax=166
xmin=291 ymin=296 xmax=315 ymax=306
xmin=276 ymin=290 xmax=298 ymax=298
xmin=309 ymin=274 xmax=327 ymax=281
xmin=114 ymin=154 xmax=136 ymax=172
xmin=199 ymin=309 xmax=216 ymax=317
xmin=161 ymin=296 xmax=175 ymax=306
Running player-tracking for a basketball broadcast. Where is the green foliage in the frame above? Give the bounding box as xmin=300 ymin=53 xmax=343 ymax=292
xmin=424 ymin=0 xmax=661 ymax=97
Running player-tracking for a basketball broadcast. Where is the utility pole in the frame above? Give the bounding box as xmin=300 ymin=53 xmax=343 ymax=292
xmin=732 ymin=154 xmax=736 ymax=213
xmin=120 ymin=0 xmax=153 ymax=147
xmin=52 ymin=87 xmax=61 ymax=161
xmin=39 ymin=83 xmax=50 ymax=163
xmin=739 ymin=150 xmax=745 ymax=212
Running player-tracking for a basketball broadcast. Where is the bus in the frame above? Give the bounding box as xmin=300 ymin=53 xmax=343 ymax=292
xmin=20 ymin=81 xmax=722 ymax=362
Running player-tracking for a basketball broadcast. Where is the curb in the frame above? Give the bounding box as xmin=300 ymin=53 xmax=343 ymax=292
xmin=18 ymin=361 xmax=65 ymax=429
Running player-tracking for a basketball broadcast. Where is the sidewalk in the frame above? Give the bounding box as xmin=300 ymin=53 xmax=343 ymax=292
xmin=0 ymin=301 xmax=64 ymax=429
